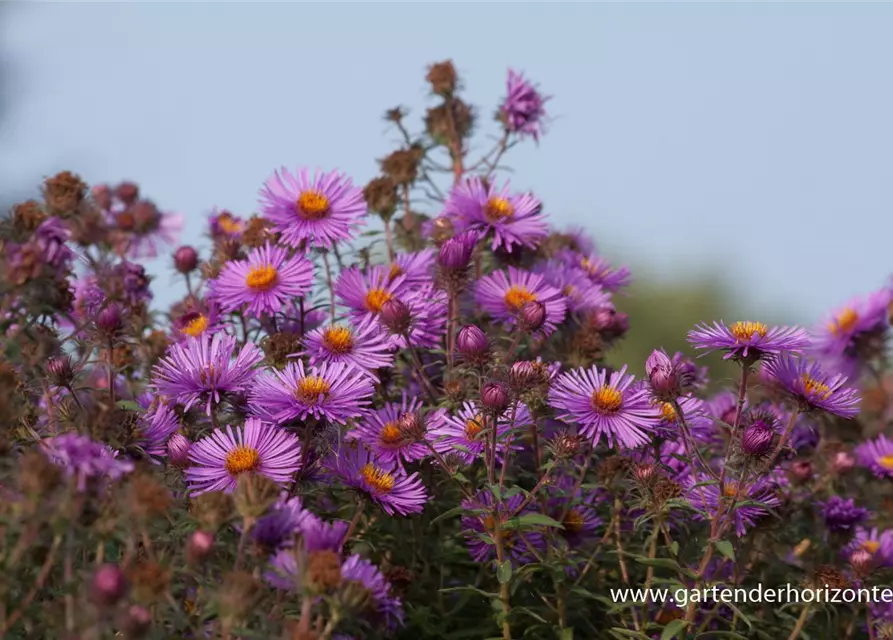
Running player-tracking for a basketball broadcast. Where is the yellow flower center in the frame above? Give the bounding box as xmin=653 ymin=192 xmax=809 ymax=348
xmin=464 ymin=415 xmax=485 ymax=440
xmin=297 ymin=190 xmax=330 ymax=220
xmin=485 ymin=197 xmax=514 ymax=220
xmin=218 ymin=213 xmax=243 ymax=235
xmin=379 ymin=422 xmax=402 ymax=445
xmin=724 ymin=482 xmax=740 ymax=498
xmin=879 ymin=455 xmax=893 ymax=471
xmin=224 ymin=445 xmax=260 ymax=475
xmin=183 ymin=314 xmax=209 ymax=338
xmin=800 ymin=374 xmax=832 ymax=401
xmin=829 ymin=307 xmax=859 ymax=335
xmin=295 ymin=376 xmax=331 ymax=404
xmin=360 ymin=463 xmax=395 ymax=494
xmin=245 ymin=265 xmax=278 ymax=291
xmin=730 ymin=321 xmax=768 ymax=341
xmin=863 ymin=540 xmax=882 ymax=554
xmin=322 ymin=326 xmax=354 ymax=354
xmin=364 ymin=288 xmax=392 ymax=313
xmin=504 ymin=285 xmax=537 ymax=311
xmin=591 ymin=387 xmax=623 ymax=413
xmin=660 ymin=402 xmax=677 ymax=422
xmin=564 ymin=509 xmax=585 ymax=534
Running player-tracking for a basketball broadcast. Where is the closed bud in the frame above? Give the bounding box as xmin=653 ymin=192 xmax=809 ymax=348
xmin=850 ymin=548 xmax=876 ymax=576
xmin=550 ymin=433 xmax=582 ymax=460
xmin=173 ymin=246 xmax=199 ymax=274
xmin=481 ymin=381 xmax=509 ymax=413
xmin=186 ymin=530 xmax=215 ymax=564
xmin=791 ymin=459 xmax=813 ymax=482
xmin=167 ymin=433 xmax=191 ymax=468
xmin=46 ymin=355 xmax=74 ymax=387
xmin=379 ymin=299 xmax=411 ymax=334
xmin=456 ymin=325 xmax=488 ymax=363
xmin=120 ymin=604 xmax=151 ymax=639
xmin=832 ymin=450 xmax=855 ymax=475
xmin=115 ymin=182 xmax=140 ymax=205
xmin=741 ymin=422 xmax=774 ymax=456
xmin=397 ymin=411 xmax=425 ymax=441
xmin=645 ymin=349 xmax=679 ymax=400
xmin=90 ymin=564 xmax=128 ymax=607
xmin=519 ymin=300 xmax=547 ymax=332
xmin=634 ymin=463 xmax=657 ymax=487
xmin=97 ymin=303 xmax=123 ymax=335
xmin=509 ymin=361 xmax=537 ymax=390
xmin=92 ymin=184 xmax=113 ymax=211
xmin=437 ymin=230 xmax=477 ymax=272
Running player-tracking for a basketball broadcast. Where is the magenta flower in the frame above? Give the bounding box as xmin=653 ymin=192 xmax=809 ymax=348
xmin=500 ymin=69 xmax=549 ymax=141
xmin=386 ymin=286 xmax=449 ymax=350
xmin=211 ymin=242 xmax=313 ymax=318
xmin=475 ymin=267 xmax=567 ymax=336
xmin=347 ymin=395 xmax=438 ymax=468
xmin=300 ymin=316 xmax=395 ymax=378
xmin=688 ymin=320 xmax=809 ymax=362
xmin=259 ymin=167 xmax=366 ymax=249
xmin=340 ymin=554 xmax=405 ymax=629
xmin=549 ymin=364 xmax=662 ymax=448
xmin=185 ymin=418 xmax=302 ymax=495
xmin=686 ymin=475 xmax=780 ymax=537
xmin=250 ymin=360 xmax=374 ymax=425
xmin=171 ymin=298 xmax=223 ymax=343
xmin=208 ymin=208 xmax=245 ymax=240
xmin=534 ymin=259 xmax=611 ymax=314
xmin=762 ymin=354 xmax=860 ymax=418
xmin=813 ymin=287 xmax=893 ymax=377
xmin=327 ymin=444 xmax=428 ymax=516
xmin=855 ymin=434 xmax=893 ymax=479
xmin=151 ymin=333 xmax=263 ymax=415
xmin=461 ymin=489 xmax=545 ymax=565
xmin=134 ymin=398 xmax=181 ymax=462
xmin=445 ymin=177 xmax=548 ymax=251
xmin=429 ymin=401 xmax=530 ymax=465
xmin=41 ymin=433 xmax=134 ymax=492
xmin=387 ymin=249 xmax=436 ymax=289
xmin=336 ymin=265 xmax=409 ymax=322
xmin=848 ymin=527 xmax=893 ymax=567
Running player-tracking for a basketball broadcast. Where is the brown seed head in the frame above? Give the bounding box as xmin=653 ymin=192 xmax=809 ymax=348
xmin=425 ymin=60 xmax=458 ymax=96
xmin=12 ymin=200 xmax=47 ymax=232
xmin=127 ymin=561 xmax=172 ymax=604
xmin=307 ymin=550 xmax=343 ymax=592
xmin=44 ymin=171 xmax=87 ymax=215
xmin=364 ymin=175 xmax=399 ymax=216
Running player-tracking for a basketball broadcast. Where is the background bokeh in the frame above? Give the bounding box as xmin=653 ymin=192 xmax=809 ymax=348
xmin=2 ymin=2 xmax=891 ymax=381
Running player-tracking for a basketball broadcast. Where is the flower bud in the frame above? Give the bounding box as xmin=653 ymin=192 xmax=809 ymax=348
xmin=115 ymin=182 xmax=140 ymax=205
xmin=741 ymin=422 xmax=774 ymax=456
xmin=645 ymin=349 xmax=680 ymax=400
xmin=456 ymin=325 xmax=488 ymax=363
xmin=91 ymin=184 xmax=113 ymax=211
xmin=481 ymin=381 xmax=509 ymax=413
xmin=97 ymin=303 xmax=123 ymax=335
xmin=186 ymin=530 xmax=215 ymax=564
xmin=46 ymin=355 xmax=74 ymax=387
xmin=509 ymin=361 xmax=537 ymax=390
xmin=850 ymin=548 xmax=876 ymax=576
xmin=379 ymin=299 xmax=412 ymax=334
xmin=519 ymin=300 xmax=546 ymax=332
xmin=120 ymin=604 xmax=151 ymax=639
xmin=90 ymin=564 xmax=128 ymax=607
xmin=397 ymin=411 xmax=426 ymax=442
xmin=832 ymin=451 xmax=855 ymax=475
xmin=173 ymin=246 xmax=199 ymax=274
xmin=167 ymin=433 xmax=191 ymax=468
xmin=437 ymin=230 xmax=477 ymax=272
xmin=634 ymin=463 xmax=657 ymax=487
xmin=791 ymin=460 xmax=813 ymax=482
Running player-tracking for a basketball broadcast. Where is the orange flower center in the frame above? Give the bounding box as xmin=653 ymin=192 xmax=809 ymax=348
xmin=730 ymin=321 xmax=768 ymax=341
xmin=879 ymin=455 xmax=893 ymax=471
xmin=485 ymin=197 xmax=514 ymax=220
xmin=800 ymin=374 xmax=832 ymax=401
xmin=183 ymin=314 xmax=209 ymax=338
xmin=365 ymin=288 xmax=391 ymax=313
xmin=863 ymin=540 xmax=882 ymax=554
xmin=829 ymin=307 xmax=859 ymax=335
xmin=360 ymin=463 xmax=395 ymax=493
xmin=388 ymin=263 xmax=402 ymax=281
xmin=464 ymin=414 xmax=485 ymax=440
xmin=591 ymin=387 xmax=622 ymax=413
xmin=225 ymin=445 xmax=260 ymax=475
xmin=245 ymin=265 xmax=278 ymax=291
xmin=297 ymin=190 xmax=330 ymax=220
xmin=660 ymin=402 xmax=677 ymax=423
xmin=218 ymin=213 xmax=243 ymax=235
xmin=724 ymin=482 xmax=740 ymax=498
xmin=563 ymin=509 xmax=585 ymax=534
xmin=322 ymin=326 xmax=354 ymax=354
xmin=504 ymin=285 xmax=537 ymax=311
xmin=379 ymin=422 xmax=402 ymax=445
xmin=295 ymin=376 xmax=331 ymax=404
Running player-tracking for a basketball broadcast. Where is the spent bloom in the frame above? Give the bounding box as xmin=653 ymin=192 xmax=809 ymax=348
xmin=327 ymin=445 xmax=428 ymax=516
xmin=211 ymin=242 xmax=313 ymax=318
xmin=259 ymin=167 xmax=366 ymax=249
xmin=820 ymin=496 xmax=869 ymax=534
xmin=762 ymin=355 xmax=860 ymax=418
xmin=500 ymin=69 xmax=549 ymax=141
xmin=688 ymin=320 xmax=809 ymax=362
xmin=475 ymin=267 xmax=567 ymax=336
xmin=185 ymin=418 xmax=302 ymax=495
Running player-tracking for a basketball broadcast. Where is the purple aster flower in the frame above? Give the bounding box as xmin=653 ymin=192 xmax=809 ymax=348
xmin=151 ymin=332 xmax=263 ymax=415
xmin=428 ymin=401 xmax=530 ymax=465
xmin=555 ymin=250 xmax=632 ymax=292
xmin=211 ymin=242 xmax=314 ymax=318
xmin=34 ymin=217 xmax=73 ymax=269
xmin=264 ymin=517 xmax=350 ymax=589
xmin=646 ymin=349 xmax=696 ymax=401
xmin=813 ymin=287 xmax=893 ymax=377
xmin=688 ymin=320 xmax=809 ymax=362
xmin=208 ymin=208 xmax=244 ymax=240
xmin=445 ymin=177 xmax=548 ymax=251
xmin=105 ymin=261 xmax=152 ymax=307
xmin=300 ymin=316 xmax=395 ymax=378
xmin=347 ymin=395 xmax=439 ymax=468
xmin=652 ymin=395 xmax=713 ymax=442
xmin=855 ymin=434 xmax=893 ymax=479
xmin=500 ymin=69 xmax=549 ymax=141
xmin=820 ymin=496 xmax=869 ymax=534
xmin=534 ymin=260 xmax=611 ymax=314
xmin=250 ymin=360 xmax=374 ymax=425
xmin=171 ymin=298 xmax=223 ymax=343
xmin=134 ymin=398 xmax=181 ymax=462
xmin=386 ymin=249 xmax=436 ymax=289
xmin=545 ymin=474 xmax=602 ymax=546
xmin=327 ymin=444 xmax=428 ymax=516
xmin=686 ymin=475 xmax=780 ymax=537
xmin=475 ymin=267 xmax=567 ymax=336
xmin=549 ymin=364 xmax=662 ymax=449
xmin=259 ymin=167 xmax=366 ymax=249
xmin=253 ymin=494 xmax=315 ymax=549
xmin=41 ymin=433 xmax=134 ymax=492
xmin=341 ymin=554 xmax=404 ymax=629
xmin=386 ymin=286 xmax=449 ymax=350
xmin=461 ymin=489 xmax=545 ymax=566
xmin=185 ymin=418 xmax=302 ymax=495
xmin=336 ymin=265 xmax=409 ymax=321
xmin=762 ymin=354 xmax=860 ymax=418
xmin=848 ymin=527 xmax=893 ymax=567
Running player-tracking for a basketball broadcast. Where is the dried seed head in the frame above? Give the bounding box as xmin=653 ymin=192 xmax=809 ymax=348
xmin=380 ymin=146 xmax=424 ymax=186
xmin=241 ymin=215 xmax=274 ymax=248
xmin=219 ymin=571 xmax=262 ymax=625
xmin=307 ymin=549 xmax=343 ymax=592
xmin=12 ymin=200 xmax=46 ymax=232
xmin=127 ymin=561 xmax=172 ymax=604
xmin=127 ymin=474 xmax=172 ymax=520
xmin=234 ymin=473 xmax=281 ymax=520
xmin=190 ymin=491 xmax=234 ymax=531
xmin=44 ymin=171 xmax=87 ymax=215
xmin=18 ymin=450 xmax=63 ymax=498
xmin=810 ymin=565 xmax=849 ymax=591
xmin=651 ymin=477 xmax=683 ymax=505
xmin=364 ymin=175 xmax=399 ymax=217
xmin=426 ymin=60 xmax=458 ymax=96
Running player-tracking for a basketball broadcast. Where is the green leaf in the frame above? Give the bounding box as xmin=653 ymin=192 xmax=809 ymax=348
xmin=430 ymin=505 xmax=466 ymax=525
xmin=116 ymin=400 xmax=143 ymax=413
xmin=714 ymin=539 xmax=735 ymax=561
xmin=439 ymin=585 xmax=498 ymax=598
xmin=497 ymin=560 xmax=512 ymax=584
xmin=558 ymin=629 xmax=574 ymax=640
xmin=502 ymin=513 xmax=564 ymax=530
xmin=608 ymin=629 xmax=650 ymax=639
xmin=660 ymin=619 xmax=689 ymax=640
xmin=669 ymin=541 xmax=680 ymax=556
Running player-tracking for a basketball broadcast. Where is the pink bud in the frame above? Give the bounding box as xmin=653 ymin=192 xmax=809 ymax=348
xmin=89 ymin=564 xmax=128 ymax=607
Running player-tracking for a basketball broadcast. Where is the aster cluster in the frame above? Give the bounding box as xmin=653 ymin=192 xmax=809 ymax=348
xmin=1 ymin=60 xmax=892 ymax=640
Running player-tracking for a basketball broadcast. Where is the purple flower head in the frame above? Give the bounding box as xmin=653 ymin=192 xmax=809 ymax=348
xmin=688 ymin=320 xmax=809 ymax=362
xmin=461 ymin=489 xmax=545 ymax=566
xmin=110 ymin=261 xmax=153 ymax=307
xmin=379 ymin=298 xmax=412 ymax=334
xmin=171 ymin=298 xmax=223 ymax=343
xmin=534 ymin=260 xmax=611 ymax=314
xmin=500 ymin=69 xmax=549 ymax=141
xmin=437 ymin=229 xmax=479 ymax=272
xmin=848 ymin=527 xmax=893 ymax=568
xmin=250 ymin=360 xmax=374 ymax=425
xmin=645 ymin=348 xmax=696 ymax=401
xmin=259 ymin=167 xmax=366 ymax=249
xmin=545 ymin=474 xmax=602 ymax=546
xmin=300 ymin=317 xmax=395 ymax=379
xmin=208 ymin=209 xmax=244 ymax=240
xmin=340 ymin=554 xmax=405 ymax=629
xmin=762 ymin=354 xmax=860 ymax=418
xmin=385 ymin=286 xmax=448 ymax=350
xmin=813 ymin=288 xmax=893 ymax=367
xmin=336 ymin=265 xmax=408 ymax=321
xmin=855 ymin=434 xmax=893 ymax=479
xmin=347 ymin=395 xmax=437 ymax=468
xmin=327 ymin=444 xmax=428 ymax=516
xmin=211 ymin=242 xmax=313 ymax=318
xmin=151 ymin=333 xmax=263 ymax=415
xmin=475 ymin=267 xmax=567 ymax=336
xmin=549 ymin=364 xmax=662 ymax=449
xmin=456 ymin=325 xmax=489 ymax=363
xmin=386 ymin=249 xmax=436 ymax=290
xmin=252 ymin=494 xmax=315 ymax=550
xmin=557 ymin=251 xmax=632 ymax=292
xmin=185 ymin=418 xmax=302 ymax=495
xmin=686 ymin=475 xmax=780 ymax=537
xmin=134 ymin=398 xmax=181 ymax=462
xmin=34 ymin=217 xmax=73 ymax=269
xmin=741 ymin=420 xmax=775 ymax=456
xmin=429 ymin=401 xmax=530 ymax=465
xmin=41 ymin=433 xmax=134 ymax=492
xmin=820 ymin=496 xmax=869 ymax=534
xmin=445 ymin=178 xmax=548 ymax=251
xmin=652 ymin=395 xmax=713 ymax=442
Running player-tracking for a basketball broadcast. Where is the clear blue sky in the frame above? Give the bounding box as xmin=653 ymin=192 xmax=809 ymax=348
xmin=2 ymin=3 xmax=892 ymax=322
